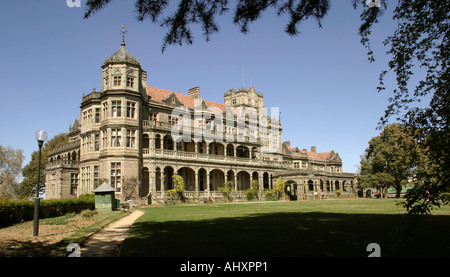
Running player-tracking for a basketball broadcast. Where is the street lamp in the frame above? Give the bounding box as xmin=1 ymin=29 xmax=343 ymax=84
xmin=33 ymin=130 xmax=47 ymax=237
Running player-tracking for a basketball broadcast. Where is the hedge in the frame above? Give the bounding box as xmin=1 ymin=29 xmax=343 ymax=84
xmin=0 ymin=194 xmax=95 ymax=228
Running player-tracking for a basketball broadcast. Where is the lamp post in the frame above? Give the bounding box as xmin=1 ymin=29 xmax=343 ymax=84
xmin=33 ymin=130 xmax=47 ymax=237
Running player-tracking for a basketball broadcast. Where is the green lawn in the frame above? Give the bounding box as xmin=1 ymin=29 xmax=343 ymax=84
xmin=120 ymin=198 xmax=450 ymax=257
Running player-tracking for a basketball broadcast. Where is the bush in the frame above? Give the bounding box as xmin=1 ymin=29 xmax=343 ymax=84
xmin=0 ymin=196 xmax=95 ymax=228
xmin=246 ymin=180 xmax=259 ymax=201
xmin=218 ymin=181 xmax=235 ymax=202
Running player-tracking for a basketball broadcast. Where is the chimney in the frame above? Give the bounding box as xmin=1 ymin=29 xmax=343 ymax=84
xmin=188 ymin=87 xmax=200 ymax=99
xmin=311 ymin=146 xmax=317 ymax=153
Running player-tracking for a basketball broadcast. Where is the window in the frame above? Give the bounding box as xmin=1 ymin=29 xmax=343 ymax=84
xmin=111 ymin=101 xmax=121 ymax=117
xmin=113 ymin=76 xmax=121 ymax=86
xmin=111 ymin=129 xmax=121 ymax=147
xmin=93 ymin=166 xmax=99 ymax=187
xmin=82 ymin=109 xmax=92 ymax=125
xmin=126 ymin=129 xmax=136 ymax=148
xmin=127 ymin=77 xmax=134 ymax=88
xmin=94 ymin=134 xmax=100 ymax=151
xmin=70 ymin=173 xmax=78 ymax=197
xmin=294 ymin=162 xmax=300 ymax=169
xmin=111 ymin=162 xmax=121 ymax=192
xmin=95 ymin=108 xmax=100 ymax=123
xmin=149 ymin=113 xmax=157 ymax=121
xmin=102 ymin=130 xmax=107 ymax=149
xmin=232 ymin=99 xmax=236 ymax=105
xmin=168 ymin=116 xmax=178 ymax=124
xmin=127 ymin=102 xmax=136 ymax=118
xmin=102 ymin=102 xmax=108 ymax=119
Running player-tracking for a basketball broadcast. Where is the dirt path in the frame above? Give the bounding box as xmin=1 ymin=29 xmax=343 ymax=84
xmin=80 ymin=210 xmax=144 ymax=257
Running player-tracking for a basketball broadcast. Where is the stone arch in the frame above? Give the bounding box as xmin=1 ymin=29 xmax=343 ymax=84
xmin=209 ymin=142 xmax=225 ymax=156
xmin=198 ymin=168 xmax=207 ymax=191
xmin=164 ymin=166 xmax=175 ymax=190
xmin=142 ymin=134 xmax=150 ymax=149
xmin=197 ymin=141 xmax=207 ymax=154
xmin=226 ymin=143 xmax=234 ymax=157
xmin=177 ymin=167 xmax=196 ymax=191
xmin=236 ymin=145 xmax=250 ymax=158
xmin=263 ymin=172 xmax=270 ymax=189
xmin=226 ymin=170 xmax=235 ymax=182
xmin=307 ymin=179 xmax=314 ymax=192
xmin=251 ymin=147 xmax=258 ymax=159
xmin=335 ymin=180 xmax=340 ymax=191
xmin=163 ymin=134 xmax=174 ymax=150
xmin=210 ymin=169 xmax=225 ymax=191
xmin=155 ymin=167 xmax=162 ymax=191
xmin=71 ymin=151 xmax=77 ymax=161
xmin=237 ymin=171 xmax=251 ymax=190
xmin=155 ymin=134 xmax=161 ymax=149
xmin=141 ymin=167 xmax=149 ymax=197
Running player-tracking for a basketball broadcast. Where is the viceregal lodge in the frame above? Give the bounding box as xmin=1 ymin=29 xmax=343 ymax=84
xmin=45 ymin=37 xmax=357 ymax=205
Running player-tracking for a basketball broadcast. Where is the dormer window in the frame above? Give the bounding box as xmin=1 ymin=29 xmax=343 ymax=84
xmin=127 ymin=77 xmax=134 ymax=88
xmin=113 ymin=76 xmax=121 ymax=86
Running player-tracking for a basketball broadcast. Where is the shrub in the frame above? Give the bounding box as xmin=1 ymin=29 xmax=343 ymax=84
xmin=246 ymin=180 xmax=259 ymax=201
xmin=0 ymin=197 xmax=95 ymax=228
xmin=218 ymin=181 xmax=235 ymax=202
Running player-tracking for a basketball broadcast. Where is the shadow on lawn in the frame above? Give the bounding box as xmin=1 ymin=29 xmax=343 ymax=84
xmin=120 ymin=212 xmax=450 ymax=257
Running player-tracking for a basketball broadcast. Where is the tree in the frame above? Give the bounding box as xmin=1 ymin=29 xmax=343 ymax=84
xmin=18 ymin=133 xmax=69 ymax=199
xmin=84 ymin=0 xmax=330 ymax=52
xmin=274 ymin=176 xmax=285 ymax=199
xmin=0 ymin=146 xmax=25 ymax=199
xmin=358 ymin=123 xmax=417 ymax=198
xmin=167 ymin=173 xmax=185 ymax=201
xmin=355 ymin=0 xmax=449 ymax=214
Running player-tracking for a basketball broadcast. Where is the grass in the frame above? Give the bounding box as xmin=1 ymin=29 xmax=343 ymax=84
xmin=120 ymin=198 xmax=450 ymax=257
xmin=45 ymin=210 xmax=127 ymax=256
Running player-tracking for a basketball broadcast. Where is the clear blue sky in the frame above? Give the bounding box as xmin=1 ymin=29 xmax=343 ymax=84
xmin=0 ymin=1 xmax=399 ymax=174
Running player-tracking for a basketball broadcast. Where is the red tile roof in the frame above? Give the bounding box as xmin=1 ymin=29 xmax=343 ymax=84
xmin=300 ymin=150 xmax=333 ymax=161
xmin=146 ymin=86 xmax=227 ymax=111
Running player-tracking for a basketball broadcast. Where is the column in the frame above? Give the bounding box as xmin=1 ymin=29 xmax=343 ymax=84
xmin=161 ymin=173 xmax=166 ymax=198
xmin=206 ymin=170 xmax=210 ymax=194
xmin=150 ymin=170 xmax=155 ymax=196
xmin=195 ymin=172 xmax=199 ymax=194
xmin=234 ymin=172 xmax=238 ymax=191
xmin=258 ymin=174 xmax=264 ymax=200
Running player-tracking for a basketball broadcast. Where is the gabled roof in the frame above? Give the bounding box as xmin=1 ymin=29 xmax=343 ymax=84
xmin=93 ymin=182 xmax=115 ymax=193
xmin=146 ymin=86 xmax=227 ymax=111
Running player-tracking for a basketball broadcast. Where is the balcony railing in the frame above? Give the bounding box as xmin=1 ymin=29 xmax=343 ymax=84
xmin=143 ymin=120 xmax=272 ymax=144
xmin=143 ymin=148 xmax=289 ymax=167
xmin=47 ymin=160 xmax=80 ymax=169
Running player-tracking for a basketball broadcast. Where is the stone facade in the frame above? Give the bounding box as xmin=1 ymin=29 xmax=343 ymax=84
xmin=45 ymin=38 xmax=357 ymax=204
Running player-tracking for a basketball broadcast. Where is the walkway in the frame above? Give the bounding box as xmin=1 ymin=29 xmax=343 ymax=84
xmin=81 ymin=210 xmax=144 ymax=257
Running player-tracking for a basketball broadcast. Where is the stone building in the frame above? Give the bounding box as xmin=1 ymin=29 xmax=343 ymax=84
xmin=45 ymin=37 xmax=357 ymax=204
